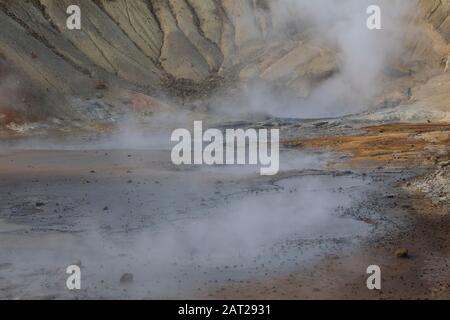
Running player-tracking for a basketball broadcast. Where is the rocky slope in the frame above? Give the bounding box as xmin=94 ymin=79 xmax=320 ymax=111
xmin=0 ymin=0 xmax=448 ymax=128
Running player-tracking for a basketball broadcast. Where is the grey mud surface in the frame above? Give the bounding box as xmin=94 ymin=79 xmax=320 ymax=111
xmin=0 ymin=142 xmax=416 ymax=299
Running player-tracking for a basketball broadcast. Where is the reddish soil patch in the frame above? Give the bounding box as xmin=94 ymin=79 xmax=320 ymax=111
xmin=285 ymin=123 xmax=450 ymax=167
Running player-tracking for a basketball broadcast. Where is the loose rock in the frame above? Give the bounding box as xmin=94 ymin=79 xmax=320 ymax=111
xmin=120 ymin=273 xmax=134 ymax=284
xmin=395 ymin=248 xmax=409 ymax=258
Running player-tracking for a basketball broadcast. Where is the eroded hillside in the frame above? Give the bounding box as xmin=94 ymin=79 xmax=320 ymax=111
xmin=0 ymin=0 xmax=449 ymax=300
xmin=0 ymin=0 xmax=448 ymax=130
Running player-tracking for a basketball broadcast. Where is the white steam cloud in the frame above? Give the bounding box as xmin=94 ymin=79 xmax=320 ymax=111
xmin=220 ymin=0 xmax=415 ymax=118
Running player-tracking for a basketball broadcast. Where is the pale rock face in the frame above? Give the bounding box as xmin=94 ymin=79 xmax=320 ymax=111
xmin=153 ymin=0 xmax=211 ymax=82
xmin=40 ymin=0 xmax=161 ymax=84
xmin=0 ymin=0 xmax=448 ymax=122
xmin=419 ymin=0 xmax=450 ymax=41
xmin=168 ymin=0 xmax=223 ymax=72
xmin=99 ymin=0 xmax=163 ymax=61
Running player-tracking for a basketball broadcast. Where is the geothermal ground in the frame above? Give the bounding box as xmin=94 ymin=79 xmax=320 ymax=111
xmin=0 ymin=0 xmax=449 ymax=300
xmin=0 ymin=116 xmax=448 ymax=299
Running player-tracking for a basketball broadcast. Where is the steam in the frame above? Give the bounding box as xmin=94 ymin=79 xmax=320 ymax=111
xmin=1 ymin=1 xmax=409 ymax=299
xmin=0 ymin=145 xmax=372 ymax=298
xmin=87 ymin=171 xmax=371 ymax=298
xmin=0 ymin=60 xmax=50 ymax=126
xmin=218 ymin=0 xmax=415 ymax=118
xmin=0 ymin=70 xmax=25 ymax=124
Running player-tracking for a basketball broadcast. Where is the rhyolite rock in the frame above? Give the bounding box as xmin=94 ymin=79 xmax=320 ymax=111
xmin=0 ymin=0 xmax=448 ymax=125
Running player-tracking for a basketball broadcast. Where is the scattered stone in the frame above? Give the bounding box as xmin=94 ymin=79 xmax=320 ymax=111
xmin=95 ymin=81 xmax=108 ymax=90
xmin=439 ymin=161 xmax=450 ymax=168
xmin=103 ymin=206 xmax=109 ymax=211
xmin=395 ymin=248 xmax=409 ymax=258
xmin=120 ymin=273 xmax=134 ymax=284
xmin=0 ymin=263 xmax=12 ymax=270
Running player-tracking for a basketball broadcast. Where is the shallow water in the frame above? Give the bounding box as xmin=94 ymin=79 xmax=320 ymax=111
xmin=0 ymin=147 xmax=373 ymax=298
